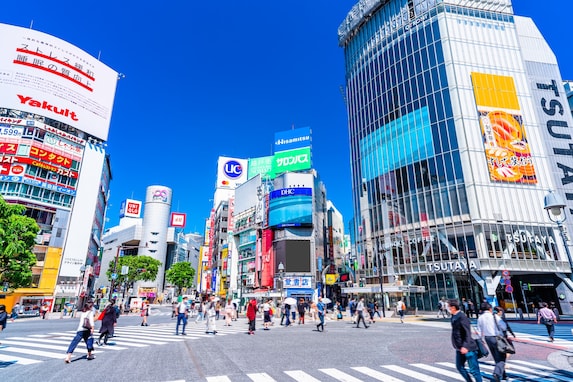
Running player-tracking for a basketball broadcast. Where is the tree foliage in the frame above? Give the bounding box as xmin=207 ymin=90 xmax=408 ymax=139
xmin=165 ymin=261 xmax=195 ymax=295
xmin=106 ymin=254 xmax=162 ymax=284
xmin=0 ymin=196 xmax=40 ymax=289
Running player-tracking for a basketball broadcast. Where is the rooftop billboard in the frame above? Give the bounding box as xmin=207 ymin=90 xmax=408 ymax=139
xmin=272 ymin=147 xmax=311 ymax=175
xmin=216 ymin=156 xmax=248 ymax=189
xmin=274 ymin=126 xmax=311 ymax=153
xmin=268 ymin=187 xmax=313 ymax=228
xmin=0 ymin=23 xmax=118 ymax=141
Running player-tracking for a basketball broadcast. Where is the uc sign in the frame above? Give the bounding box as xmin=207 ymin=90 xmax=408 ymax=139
xmin=224 ymin=160 xmax=243 ymax=179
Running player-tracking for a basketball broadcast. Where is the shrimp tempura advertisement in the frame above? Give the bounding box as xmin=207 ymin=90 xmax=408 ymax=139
xmin=471 ymin=72 xmax=536 ymax=184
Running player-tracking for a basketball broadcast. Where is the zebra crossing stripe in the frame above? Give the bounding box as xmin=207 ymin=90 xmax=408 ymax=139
xmin=206 ymin=377 xmax=231 ymax=382
xmin=0 ymin=346 xmax=65 ymax=358
xmin=0 ymin=353 xmax=40 ymax=365
xmin=382 ymin=364 xmax=446 ymax=381
xmin=284 ymin=370 xmax=322 ymax=381
xmin=351 ymin=366 xmax=405 ymax=381
xmin=319 ymin=367 xmax=365 ymax=382
xmin=411 ymin=363 xmax=466 ymax=381
xmin=0 ymin=339 xmax=89 ymax=353
xmin=247 ymin=373 xmax=275 ymax=381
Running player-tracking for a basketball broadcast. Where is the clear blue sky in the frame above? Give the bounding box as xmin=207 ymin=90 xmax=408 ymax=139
xmin=1 ymin=1 xmax=571 ymax=234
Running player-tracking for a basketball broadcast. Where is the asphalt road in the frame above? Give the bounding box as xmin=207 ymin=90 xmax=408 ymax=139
xmin=1 ymin=306 xmax=572 ymax=381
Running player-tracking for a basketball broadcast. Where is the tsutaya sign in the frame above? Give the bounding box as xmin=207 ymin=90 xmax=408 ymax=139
xmin=426 ymin=260 xmax=478 ymax=273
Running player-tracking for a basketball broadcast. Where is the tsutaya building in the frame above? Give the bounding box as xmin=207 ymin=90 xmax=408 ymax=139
xmin=339 ymin=0 xmax=573 ymax=314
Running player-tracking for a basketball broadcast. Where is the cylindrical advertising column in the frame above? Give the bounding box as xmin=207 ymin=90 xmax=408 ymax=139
xmin=138 ymin=185 xmax=172 ymax=300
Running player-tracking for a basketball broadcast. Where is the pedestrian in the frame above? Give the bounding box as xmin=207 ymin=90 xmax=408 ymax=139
xmin=215 ymin=299 xmax=221 ymax=320
xmin=205 ymin=295 xmax=217 ymax=334
xmin=367 ymin=300 xmax=375 ymax=324
xmin=462 ymin=298 xmax=469 ymax=314
xmin=195 ymin=298 xmax=204 ymax=323
xmin=140 ymin=301 xmax=149 ymax=326
xmin=64 ymin=300 xmax=96 ymax=363
xmin=285 ymin=303 xmax=292 ymax=326
xmin=448 ymin=299 xmax=482 ymax=382
xmin=373 ymin=301 xmax=382 ymax=318
xmin=297 ymin=298 xmax=307 ymax=325
xmin=437 ymin=298 xmax=448 ymax=318
xmin=478 ymin=303 xmax=507 ymax=382
xmin=355 ymin=297 xmax=369 ymax=328
xmin=262 ymin=299 xmax=272 ymax=330
xmin=396 ymin=298 xmax=406 ymax=323
xmin=0 ymin=304 xmax=8 ymax=344
xmin=10 ymin=303 xmax=20 ymax=322
xmin=549 ymin=301 xmax=560 ymax=321
xmin=316 ymin=297 xmax=325 ymax=332
xmin=247 ymin=298 xmax=257 ymax=335
xmin=495 ymin=306 xmax=516 ymax=362
xmin=335 ymin=301 xmax=343 ymax=320
xmin=467 ymin=300 xmax=475 ymax=319
xmin=40 ymin=303 xmax=49 ymax=319
xmin=224 ymin=298 xmax=234 ymax=326
xmin=175 ymin=296 xmax=189 ymax=335
xmin=537 ymin=302 xmax=558 ymax=342
xmin=97 ymin=299 xmax=117 ymax=346
xmin=171 ymin=301 xmax=178 ymax=319
xmin=232 ymin=300 xmax=238 ymax=321
xmin=349 ymin=298 xmax=357 ymax=323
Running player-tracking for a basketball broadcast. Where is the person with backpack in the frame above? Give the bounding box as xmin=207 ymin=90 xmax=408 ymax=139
xmin=175 ymin=296 xmax=189 ymax=335
xmin=96 ymin=299 xmax=117 ymax=346
xmin=396 ymin=298 xmax=406 ymax=323
xmin=348 ymin=298 xmax=357 ymax=323
xmin=449 ymin=299 xmax=483 ymax=382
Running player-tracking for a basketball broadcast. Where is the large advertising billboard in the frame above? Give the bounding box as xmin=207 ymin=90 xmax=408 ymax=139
xmin=119 ymin=199 xmax=142 ymax=218
xmin=247 ymin=155 xmax=274 ymax=180
xmin=268 ymin=187 xmax=313 ymax=227
xmin=0 ymin=23 xmax=118 ymax=141
xmin=272 ymin=147 xmax=311 ymax=175
xmin=274 ymin=126 xmax=311 ymax=153
xmin=216 ymin=156 xmax=248 ymax=189
xmin=471 ymin=72 xmax=536 ymax=184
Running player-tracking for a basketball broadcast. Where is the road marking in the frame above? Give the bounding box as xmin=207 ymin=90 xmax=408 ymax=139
xmin=0 ymin=346 xmax=65 ymax=358
xmin=382 ymin=365 xmax=446 ymax=381
xmin=206 ymin=377 xmax=231 ymax=382
xmin=352 ymin=366 xmax=405 ymax=381
xmin=319 ymin=368 xmax=364 ymax=382
xmin=247 ymin=373 xmax=276 ymax=381
xmin=284 ymin=370 xmax=322 ymax=381
xmin=411 ymin=363 xmax=465 ymax=381
xmin=0 ymin=353 xmax=40 ymax=365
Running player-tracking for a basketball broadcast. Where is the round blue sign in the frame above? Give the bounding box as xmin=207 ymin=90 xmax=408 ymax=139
xmin=223 ymin=160 xmax=243 ymax=179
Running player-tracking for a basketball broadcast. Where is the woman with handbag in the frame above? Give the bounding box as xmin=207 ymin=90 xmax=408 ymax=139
xmin=537 ymin=302 xmax=558 ymax=342
xmin=477 ymin=303 xmax=508 ymax=382
xmin=64 ymin=300 xmax=95 ymax=363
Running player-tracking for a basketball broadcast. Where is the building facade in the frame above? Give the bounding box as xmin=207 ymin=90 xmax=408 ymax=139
xmin=0 ymin=23 xmax=117 ymax=313
xmin=340 ymin=0 xmax=573 ymax=313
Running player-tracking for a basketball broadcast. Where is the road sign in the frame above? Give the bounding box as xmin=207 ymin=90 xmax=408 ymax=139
xmin=502 ymin=270 xmax=510 ymax=277
xmin=111 ymin=273 xmax=118 ymax=280
xmin=504 ymin=279 xmax=511 ymax=285
xmin=505 ymin=285 xmax=513 ymax=293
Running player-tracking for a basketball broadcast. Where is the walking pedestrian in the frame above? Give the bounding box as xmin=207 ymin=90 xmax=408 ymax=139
xmin=297 ymin=298 xmax=307 ymax=325
xmin=478 ymin=303 xmax=507 ymax=382
xmin=40 ymin=303 xmax=49 ymax=319
xmin=262 ymin=299 xmax=272 ymax=330
xmin=349 ymin=298 xmax=357 ymax=323
xmin=316 ymin=297 xmax=325 ymax=332
xmin=224 ymin=298 xmax=234 ymax=326
xmin=537 ymin=302 xmax=558 ymax=342
xmin=175 ymin=296 xmax=189 ymax=335
xmin=205 ymin=295 xmax=217 ymax=334
xmin=355 ymin=297 xmax=369 ymax=328
xmin=97 ymin=299 xmax=117 ymax=346
xmin=437 ymin=298 xmax=449 ymax=318
xmin=195 ymin=298 xmax=205 ymax=323
xmin=247 ymin=298 xmax=257 ymax=335
xmin=449 ymin=299 xmax=482 ymax=382
xmin=285 ymin=303 xmax=292 ymax=326
xmin=0 ymin=304 xmax=8 ymax=344
xmin=396 ymin=298 xmax=406 ymax=323
xmin=373 ymin=301 xmax=382 ymax=318
xmin=64 ymin=300 xmax=96 ymax=363
xmin=171 ymin=301 xmax=178 ymax=319
xmin=140 ymin=301 xmax=149 ymax=326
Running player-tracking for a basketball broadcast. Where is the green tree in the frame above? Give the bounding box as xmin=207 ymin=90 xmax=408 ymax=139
xmin=106 ymin=255 xmax=162 ymax=286
xmin=165 ymin=261 xmax=195 ymax=295
xmin=0 ymin=196 xmax=40 ymax=290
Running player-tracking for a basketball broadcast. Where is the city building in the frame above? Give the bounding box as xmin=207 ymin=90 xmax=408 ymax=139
xmin=0 ymin=23 xmax=117 ymax=313
xmin=339 ymin=0 xmax=573 ymax=314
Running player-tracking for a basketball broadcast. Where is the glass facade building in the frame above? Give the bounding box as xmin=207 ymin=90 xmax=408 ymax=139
xmin=340 ymin=0 xmax=573 ymax=314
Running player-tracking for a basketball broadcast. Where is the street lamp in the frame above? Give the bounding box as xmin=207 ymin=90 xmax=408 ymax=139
xmin=544 ymin=191 xmax=573 ymax=280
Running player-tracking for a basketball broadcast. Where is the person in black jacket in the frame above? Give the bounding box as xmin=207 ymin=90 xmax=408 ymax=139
xmin=449 ymin=299 xmax=483 ymax=382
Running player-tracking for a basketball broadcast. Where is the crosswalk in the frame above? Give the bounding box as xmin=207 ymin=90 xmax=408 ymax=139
xmin=0 ymin=320 xmax=249 ymax=368
xmin=202 ymin=360 xmax=573 ymax=382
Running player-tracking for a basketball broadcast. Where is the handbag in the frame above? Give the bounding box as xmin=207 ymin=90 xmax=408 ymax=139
xmin=542 ymin=316 xmax=554 ymax=326
xmin=82 ymin=315 xmax=92 ymax=330
xmin=494 ymin=316 xmax=515 ymax=354
xmin=474 ymin=338 xmax=489 ymax=359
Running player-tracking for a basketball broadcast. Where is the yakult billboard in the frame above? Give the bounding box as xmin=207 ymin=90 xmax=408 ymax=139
xmin=0 ymin=23 xmax=118 ymax=141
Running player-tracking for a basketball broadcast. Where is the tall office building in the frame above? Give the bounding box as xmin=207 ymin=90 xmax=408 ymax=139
xmin=339 ymin=0 xmax=573 ymax=313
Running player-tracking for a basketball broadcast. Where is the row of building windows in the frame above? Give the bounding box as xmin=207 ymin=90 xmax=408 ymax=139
xmin=0 ymin=181 xmax=73 ymax=207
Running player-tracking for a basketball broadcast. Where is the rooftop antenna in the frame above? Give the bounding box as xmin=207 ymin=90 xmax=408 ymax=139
xmin=29 ymin=20 xmax=34 ymax=29
xmin=98 ymin=50 xmax=102 ymax=61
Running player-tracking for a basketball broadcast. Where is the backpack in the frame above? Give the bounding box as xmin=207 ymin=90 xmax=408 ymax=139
xmin=349 ymin=301 xmax=356 ymax=311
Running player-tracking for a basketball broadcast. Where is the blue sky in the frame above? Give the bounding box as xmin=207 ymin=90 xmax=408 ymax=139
xmin=1 ymin=1 xmax=571 ymax=234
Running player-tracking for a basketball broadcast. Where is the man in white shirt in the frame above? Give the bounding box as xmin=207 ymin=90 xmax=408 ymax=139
xmin=355 ymin=297 xmax=369 ymax=329
xmin=477 ymin=303 xmax=507 ymax=382
xmin=175 ymin=296 xmax=189 ymax=335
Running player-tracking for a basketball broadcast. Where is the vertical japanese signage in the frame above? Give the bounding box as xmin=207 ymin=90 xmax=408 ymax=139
xmin=471 ymin=72 xmax=536 ymax=184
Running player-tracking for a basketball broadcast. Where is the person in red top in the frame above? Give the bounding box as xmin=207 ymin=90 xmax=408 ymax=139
xmin=246 ymin=298 xmax=257 ymax=335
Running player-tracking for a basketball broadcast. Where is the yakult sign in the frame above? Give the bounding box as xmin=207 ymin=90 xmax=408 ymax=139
xmin=0 ymin=23 xmax=118 ymax=141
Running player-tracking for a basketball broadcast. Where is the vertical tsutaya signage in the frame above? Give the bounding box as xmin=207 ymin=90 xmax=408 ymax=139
xmin=0 ymin=23 xmax=118 ymax=141
xmin=272 ymin=147 xmax=311 ymax=174
xmin=119 ymin=199 xmax=142 ymax=218
xmin=273 ymin=126 xmax=311 ymax=153
xmin=170 ymin=212 xmax=186 ymax=227
xmin=216 ymin=156 xmax=248 ymax=189
xmin=471 ymin=72 xmax=537 ymax=184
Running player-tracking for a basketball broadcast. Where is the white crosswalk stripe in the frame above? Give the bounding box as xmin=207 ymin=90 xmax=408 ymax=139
xmin=0 ymin=321 xmax=250 ymax=368
xmin=204 ymin=361 xmax=573 ymax=382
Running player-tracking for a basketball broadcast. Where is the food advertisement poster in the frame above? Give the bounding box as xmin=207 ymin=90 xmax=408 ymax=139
xmin=471 ymin=72 xmax=536 ymax=184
